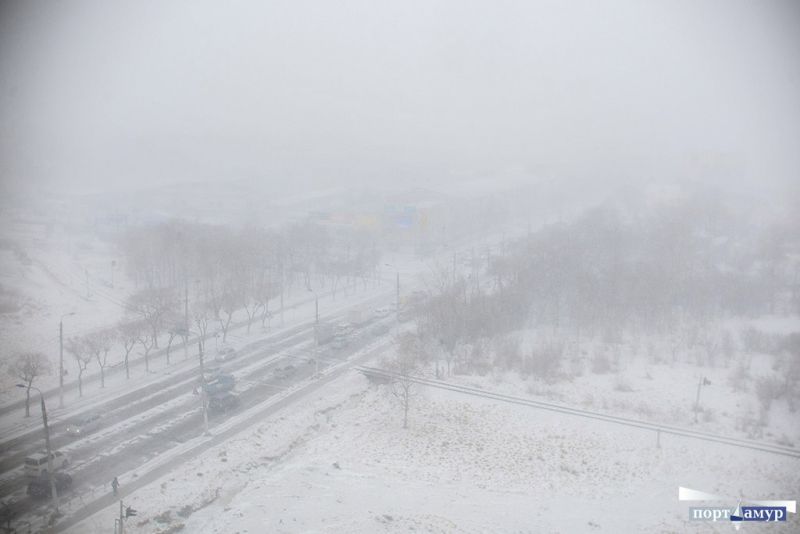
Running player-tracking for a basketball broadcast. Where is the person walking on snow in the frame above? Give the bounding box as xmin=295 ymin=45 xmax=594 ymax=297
xmin=112 ymin=476 xmax=119 ymax=496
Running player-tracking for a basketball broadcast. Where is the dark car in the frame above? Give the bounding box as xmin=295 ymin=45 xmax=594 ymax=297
xmin=273 ymin=365 xmax=296 ymax=380
xmin=27 ymin=472 xmax=73 ymax=499
xmin=201 ymin=373 xmax=235 ymax=395
xmin=208 ymin=393 xmax=241 ymax=415
xmin=65 ymin=412 xmax=103 ymax=437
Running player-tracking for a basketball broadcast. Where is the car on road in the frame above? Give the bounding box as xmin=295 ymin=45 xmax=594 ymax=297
xmin=24 ymin=451 xmax=69 ymax=478
xmin=331 ymin=335 xmax=349 ymax=349
xmin=202 ymin=372 xmax=235 ymax=395
xmin=334 ymin=322 xmax=355 ymax=337
xmin=273 ymin=365 xmax=296 ymax=380
xmin=208 ymin=392 xmax=241 ymax=415
xmin=373 ymin=306 xmax=392 ymax=319
xmin=215 ymin=346 xmax=237 ymax=363
xmin=27 ymin=472 xmax=73 ymax=499
xmin=65 ymin=412 xmax=103 ymax=437
xmin=371 ymin=321 xmax=391 ymax=337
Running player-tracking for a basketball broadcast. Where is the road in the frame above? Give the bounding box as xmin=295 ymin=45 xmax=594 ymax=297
xmin=0 ymin=288 xmax=399 ymax=532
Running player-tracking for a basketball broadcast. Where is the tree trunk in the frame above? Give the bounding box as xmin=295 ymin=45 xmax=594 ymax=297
xmin=100 ymin=366 xmax=105 ymax=388
xmin=166 ymin=333 xmax=176 ymax=365
xmin=78 ymin=370 xmax=84 ymax=397
xmin=25 ymin=387 xmax=31 ymax=417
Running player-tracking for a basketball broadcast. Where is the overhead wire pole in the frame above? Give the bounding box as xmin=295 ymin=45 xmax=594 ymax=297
xmin=18 ymin=385 xmax=58 ymax=512
xmin=197 ymin=340 xmax=210 ymax=435
xmin=396 ymin=271 xmax=400 ymax=322
xmin=386 ymin=263 xmax=400 ymax=322
xmin=183 ymin=278 xmax=189 ymax=361
xmin=59 ymin=311 xmax=75 ymax=408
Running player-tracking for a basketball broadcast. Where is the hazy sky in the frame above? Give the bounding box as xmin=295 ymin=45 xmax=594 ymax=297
xmin=1 ymin=0 xmax=798 ymax=194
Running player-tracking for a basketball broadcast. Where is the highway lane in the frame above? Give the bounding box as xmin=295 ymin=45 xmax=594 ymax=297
xmin=1 ymin=294 xmax=397 ymax=529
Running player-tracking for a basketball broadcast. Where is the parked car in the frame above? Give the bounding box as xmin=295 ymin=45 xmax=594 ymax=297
xmin=215 ymin=346 xmax=237 ymax=363
xmin=24 ymin=451 xmax=69 ymax=478
xmin=27 ymin=472 xmax=73 ymax=499
xmin=65 ymin=412 xmax=103 ymax=437
xmin=208 ymin=392 xmax=241 ymax=415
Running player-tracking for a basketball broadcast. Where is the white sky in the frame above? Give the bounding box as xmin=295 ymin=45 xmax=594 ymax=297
xmin=1 ymin=0 xmax=798 ymax=193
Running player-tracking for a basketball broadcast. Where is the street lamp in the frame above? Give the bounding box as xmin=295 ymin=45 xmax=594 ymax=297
xmin=307 ymin=288 xmax=319 ymax=344
xmin=59 ymin=312 xmax=76 ymax=408
xmin=16 ymin=384 xmax=58 ymax=511
xmin=385 ymin=264 xmax=400 ymax=321
xmin=693 ymin=376 xmax=712 ymax=423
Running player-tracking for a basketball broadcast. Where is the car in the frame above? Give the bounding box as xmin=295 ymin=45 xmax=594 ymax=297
xmin=273 ymin=365 xmax=296 ymax=380
xmin=214 ymin=346 xmax=237 ymax=363
xmin=334 ymin=323 xmax=355 ymax=340
xmin=65 ymin=412 xmax=103 ymax=437
xmin=371 ymin=321 xmax=391 ymax=337
xmin=373 ymin=306 xmax=392 ymax=319
xmin=202 ymin=372 xmax=235 ymax=395
xmin=208 ymin=392 xmax=241 ymax=415
xmin=24 ymin=451 xmax=69 ymax=478
xmin=331 ymin=335 xmax=349 ymax=349
xmin=27 ymin=472 xmax=73 ymax=499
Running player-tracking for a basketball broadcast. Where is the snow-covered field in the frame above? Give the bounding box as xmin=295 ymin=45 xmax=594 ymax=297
xmin=67 ymin=370 xmax=799 ymax=534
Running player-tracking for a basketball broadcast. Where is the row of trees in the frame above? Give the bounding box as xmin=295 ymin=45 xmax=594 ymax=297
xmin=9 ymin=219 xmax=386 ymax=404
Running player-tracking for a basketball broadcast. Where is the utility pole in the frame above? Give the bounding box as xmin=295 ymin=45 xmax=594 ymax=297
xmin=313 ymin=292 xmax=319 ymax=346
xmin=183 ymin=279 xmax=189 ymax=361
xmin=280 ymin=266 xmax=285 ymax=326
xmin=119 ymin=500 xmax=124 ymax=534
xmin=59 ymin=321 xmax=64 ymax=408
xmin=18 ymin=386 xmax=58 ymax=511
xmin=693 ymin=376 xmax=711 ymax=423
xmin=198 ymin=342 xmax=209 ymax=435
xmin=59 ymin=312 xmax=75 ymax=408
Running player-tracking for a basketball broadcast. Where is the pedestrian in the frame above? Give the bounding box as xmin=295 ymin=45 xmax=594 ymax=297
xmin=112 ymin=476 xmax=119 ymax=496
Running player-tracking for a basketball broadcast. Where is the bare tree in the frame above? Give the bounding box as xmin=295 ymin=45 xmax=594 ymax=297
xmin=162 ymin=311 xmax=185 ymax=365
xmin=95 ymin=330 xmax=116 ymax=388
xmin=118 ymin=321 xmax=140 ymax=379
xmin=389 ymin=332 xmax=424 ymax=429
xmin=126 ymin=287 xmax=178 ymax=349
xmin=192 ymin=300 xmax=213 ymax=352
xmin=11 ymin=352 xmax=51 ymax=417
xmin=65 ymin=337 xmax=92 ymax=397
xmin=209 ymin=283 xmax=239 ymax=343
xmin=137 ymin=326 xmax=156 ymax=373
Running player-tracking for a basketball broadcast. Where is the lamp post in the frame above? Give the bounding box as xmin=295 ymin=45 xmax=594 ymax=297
xmin=59 ymin=312 xmax=76 ymax=408
xmin=197 ymin=341 xmax=210 ymax=436
xmin=17 ymin=385 xmax=58 ymax=511
xmin=308 ymin=288 xmax=319 ymax=344
xmin=385 ymin=264 xmax=400 ymax=321
xmin=693 ymin=376 xmax=711 ymax=423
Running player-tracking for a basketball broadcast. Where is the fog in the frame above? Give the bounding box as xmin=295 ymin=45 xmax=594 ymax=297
xmin=2 ymin=0 xmax=799 ymax=195
xmin=1 ymin=2 xmax=799 ymax=533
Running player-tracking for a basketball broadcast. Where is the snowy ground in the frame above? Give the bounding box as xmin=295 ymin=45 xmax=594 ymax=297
xmin=66 ymin=369 xmax=799 ymax=534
